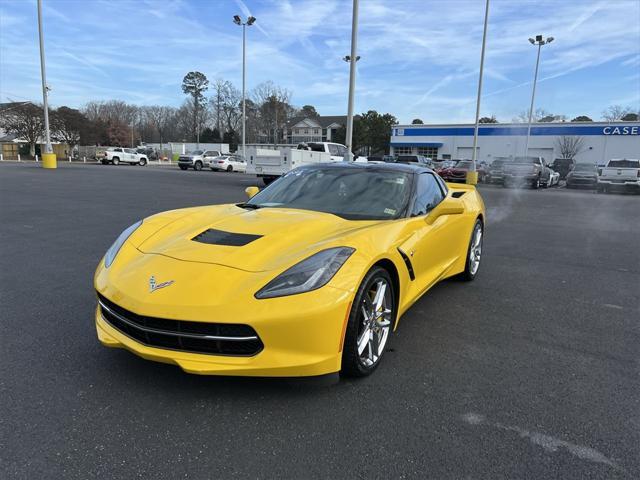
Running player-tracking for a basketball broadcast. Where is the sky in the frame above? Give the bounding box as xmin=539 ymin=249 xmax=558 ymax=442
xmin=0 ymin=0 xmax=639 ymax=124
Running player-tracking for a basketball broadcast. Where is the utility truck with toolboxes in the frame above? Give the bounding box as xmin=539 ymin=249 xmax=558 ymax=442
xmin=246 ymin=142 xmax=359 ymax=185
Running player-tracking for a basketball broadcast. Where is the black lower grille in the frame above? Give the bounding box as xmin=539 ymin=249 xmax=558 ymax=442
xmin=97 ymin=293 xmax=263 ymax=356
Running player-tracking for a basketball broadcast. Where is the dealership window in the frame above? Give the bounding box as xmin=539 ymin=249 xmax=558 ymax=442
xmin=394 ymin=146 xmax=413 ymax=155
xmin=417 ymin=147 xmax=438 ymax=158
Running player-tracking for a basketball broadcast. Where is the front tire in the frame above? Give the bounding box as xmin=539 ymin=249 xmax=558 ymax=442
xmin=112 ymin=157 xmax=120 ymax=165
xmin=138 ymin=158 xmax=147 ymax=166
xmin=194 ymin=161 xmax=203 ymax=171
xmin=341 ymin=267 xmax=395 ymax=377
xmin=179 ymin=165 xmax=187 ymax=170
xmin=459 ymin=219 xmax=483 ymax=281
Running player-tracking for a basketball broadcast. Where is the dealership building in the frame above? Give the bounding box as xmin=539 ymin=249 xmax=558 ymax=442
xmin=390 ymin=122 xmax=640 ymax=164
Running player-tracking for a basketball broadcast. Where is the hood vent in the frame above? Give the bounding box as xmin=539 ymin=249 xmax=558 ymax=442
xmin=192 ymin=229 xmax=262 ymax=246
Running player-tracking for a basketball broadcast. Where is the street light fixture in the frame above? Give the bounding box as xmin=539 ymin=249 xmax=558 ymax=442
xmin=233 ymin=14 xmax=256 ymax=160
xmin=524 ymin=34 xmax=554 ymax=157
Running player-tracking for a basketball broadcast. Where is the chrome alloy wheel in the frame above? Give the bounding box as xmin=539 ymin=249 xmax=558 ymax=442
xmin=356 ymin=278 xmax=392 ymax=367
xmin=469 ymin=224 xmax=483 ymax=275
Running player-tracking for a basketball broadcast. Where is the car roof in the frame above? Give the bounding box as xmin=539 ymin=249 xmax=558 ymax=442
xmin=297 ymin=161 xmax=432 ymax=175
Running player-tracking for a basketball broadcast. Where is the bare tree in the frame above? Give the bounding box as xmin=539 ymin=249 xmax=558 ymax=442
xmin=252 ymin=81 xmax=293 ymax=144
xmin=211 ymin=79 xmax=234 ymax=141
xmin=513 ymin=108 xmax=552 ymax=123
xmin=0 ymin=102 xmax=44 ymax=157
xmin=602 ymin=105 xmax=632 ymax=121
xmin=146 ymin=105 xmax=177 ymax=152
xmin=555 ymin=136 xmax=584 ymax=159
xmin=51 ymin=106 xmax=86 ymax=155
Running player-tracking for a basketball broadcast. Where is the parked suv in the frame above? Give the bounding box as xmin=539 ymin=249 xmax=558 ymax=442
xmin=102 ymin=147 xmax=148 ymax=166
xmin=566 ymin=163 xmax=598 ymax=189
xmin=550 ymin=158 xmax=575 ymax=180
xmin=178 ymin=150 xmax=221 ymax=171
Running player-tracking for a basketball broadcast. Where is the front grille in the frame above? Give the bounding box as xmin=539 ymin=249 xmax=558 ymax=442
xmin=97 ymin=293 xmax=263 ymax=356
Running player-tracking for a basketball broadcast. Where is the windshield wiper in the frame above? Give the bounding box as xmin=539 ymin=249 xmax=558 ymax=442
xmin=237 ymin=203 xmax=262 ymax=210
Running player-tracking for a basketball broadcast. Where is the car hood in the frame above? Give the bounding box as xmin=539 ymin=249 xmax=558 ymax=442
xmin=135 ymin=205 xmax=377 ymax=272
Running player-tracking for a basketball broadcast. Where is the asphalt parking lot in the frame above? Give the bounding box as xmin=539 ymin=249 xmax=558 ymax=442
xmin=1 ymin=162 xmax=638 ymax=479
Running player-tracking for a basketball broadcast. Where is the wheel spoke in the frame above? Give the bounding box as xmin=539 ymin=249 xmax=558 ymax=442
xmin=357 ymin=327 xmax=370 ymax=355
xmin=373 ymin=281 xmax=386 ymax=312
xmin=371 ymin=328 xmax=381 ymax=357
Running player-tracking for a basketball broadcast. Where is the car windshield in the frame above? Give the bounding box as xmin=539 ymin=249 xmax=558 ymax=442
xmin=246 ymin=167 xmax=412 ymax=220
xmin=573 ymin=164 xmax=596 ymax=172
xmin=512 ymin=156 xmax=539 ymax=163
xmin=397 ymin=156 xmax=419 ymax=163
xmin=608 ymin=159 xmax=639 ymax=168
xmin=188 ymin=150 xmax=204 ymax=155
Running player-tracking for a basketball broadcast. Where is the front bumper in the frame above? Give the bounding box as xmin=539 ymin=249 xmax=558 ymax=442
xmin=567 ymin=177 xmax=596 ymax=187
xmin=95 ymin=254 xmax=352 ymax=376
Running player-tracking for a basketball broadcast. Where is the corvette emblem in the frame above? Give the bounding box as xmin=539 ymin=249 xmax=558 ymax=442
xmin=149 ymin=275 xmax=174 ymax=293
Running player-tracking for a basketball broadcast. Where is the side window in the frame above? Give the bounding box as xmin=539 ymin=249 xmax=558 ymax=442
xmin=412 ymin=173 xmax=445 ymax=216
xmin=328 ymin=144 xmax=340 ymax=156
xmin=337 ymin=145 xmax=347 ymax=156
xmin=114 ymin=148 xmax=122 ymax=152
xmin=434 ymin=174 xmax=448 ymax=196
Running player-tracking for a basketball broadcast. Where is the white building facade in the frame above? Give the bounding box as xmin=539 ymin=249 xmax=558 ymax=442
xmin=390 ymin=122 xmax=640 ymax=164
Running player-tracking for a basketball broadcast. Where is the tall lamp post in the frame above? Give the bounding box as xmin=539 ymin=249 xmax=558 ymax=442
xmin=524 ymin=34 xmax=554 ymax=157
xmin=468 ymin=0 xmax=490 ymax=185
xmin=37 ymin=0 xmax=56 ymax=169
xmin=233 ymin=15 xmax=256 ymax=160
xmin=343 ymin=0 xmax=359 ymax=161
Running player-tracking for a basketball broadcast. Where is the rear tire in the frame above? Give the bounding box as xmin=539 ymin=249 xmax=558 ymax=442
xmin=226 ymin=165 xmax=233 ymax=172
xmin=341 ymin=267 xmax=396 ymax=377
xmin=458 ymin=219 xmax=483 ymax=282
xmin=101 ymin=160 xmax=107 ymax=165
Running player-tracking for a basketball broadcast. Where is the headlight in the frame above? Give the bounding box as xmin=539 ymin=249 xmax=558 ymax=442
xmin=255 ymin=247 xmax=355 ymax=299
xmin=104 ymin=220 xmax=142 ymax=268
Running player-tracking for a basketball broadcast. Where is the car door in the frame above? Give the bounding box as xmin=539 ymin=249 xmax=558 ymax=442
xmin=398 ymin=173 xmax=464 ymax=294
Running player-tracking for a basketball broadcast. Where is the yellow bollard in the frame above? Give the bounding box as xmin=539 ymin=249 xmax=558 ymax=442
xmin=42 ymin=153 xmax=57 ymax=169
xmin=466 ymin=170 xmax=478 ymax=185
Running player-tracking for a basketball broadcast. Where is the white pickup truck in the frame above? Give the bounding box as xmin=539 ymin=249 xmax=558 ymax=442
xmin=246 ymin=142 xmax=362 ymax=185
xmin=597 ymin=158 xmax=640 ymax=193
xmin=101 ymin=147 xmax=148 ymax=166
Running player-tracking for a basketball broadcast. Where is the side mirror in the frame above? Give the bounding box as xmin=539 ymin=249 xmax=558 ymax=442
xmin=425 ymin=196 xmax=464 ymax=225
xmin=245 ymin=186 xmax=260 ymax=199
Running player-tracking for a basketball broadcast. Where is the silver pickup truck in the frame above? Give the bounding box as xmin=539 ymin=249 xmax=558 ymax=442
xmin=502 ymin=156 xmax=551 ymax=189
xmin=597 ymin=158 xmax=640 ymax=193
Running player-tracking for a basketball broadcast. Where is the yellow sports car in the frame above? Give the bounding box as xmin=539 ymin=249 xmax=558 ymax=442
xmin=95 ymin=162 xmax=485 ymax=377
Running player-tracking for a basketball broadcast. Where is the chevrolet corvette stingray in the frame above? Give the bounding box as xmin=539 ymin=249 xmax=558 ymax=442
xmin=94 ymin=162 xmax=485 ymax=377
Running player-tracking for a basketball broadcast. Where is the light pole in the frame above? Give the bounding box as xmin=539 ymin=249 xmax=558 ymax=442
xmin=468 ymin=0 xmax=490 ymax=185
xmin=37 ymin=0 xmax=56 ymax=168
xmin=524 ymin=34 xmax=554 ymax=157
xmin=344 ymin=0 xmax=359 ymax=161
xmin=233 ymin=14 xmax=256 ymax=159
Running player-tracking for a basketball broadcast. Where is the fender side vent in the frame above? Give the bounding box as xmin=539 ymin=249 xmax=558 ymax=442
xmin=451 ymin=191 xmax=466 ymax=198
xmin=192 ymin=229 xmax=262 ymax=246
xmin=397 ymin=248 xmax=415 ymax=281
